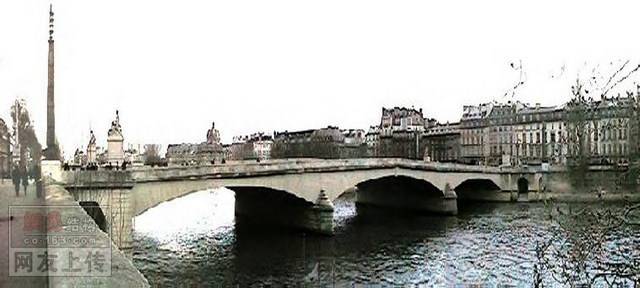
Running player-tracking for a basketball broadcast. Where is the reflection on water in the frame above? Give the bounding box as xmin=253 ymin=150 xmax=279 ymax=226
xmin=132 ymin=188 xmax=638 ymax=286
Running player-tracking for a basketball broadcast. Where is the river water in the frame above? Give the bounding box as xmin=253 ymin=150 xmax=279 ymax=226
xmin=131 ymin=188 xmax=640 ymax=287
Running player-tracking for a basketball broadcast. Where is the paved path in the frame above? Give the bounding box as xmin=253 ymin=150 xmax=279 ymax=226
xmin=0 ymin=181 xmax=48 ymax=287
xmin=1 ymin=181 xmax=149 ymax=287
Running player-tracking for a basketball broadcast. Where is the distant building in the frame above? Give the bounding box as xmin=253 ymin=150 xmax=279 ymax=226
xmin=422 ymin=122 xmax=461 ymax=162
xmin=565 ymin=97 xmax=633 ymax=165
xmin=340 ymin=129 xmax=366 ymax=158
xmin=377 ymin=130 xmax=422 ymax=159
xmin=459 ymin=102 xmax=494 ymax=164
xmin=124 ymin=143 xmax=146 ymax=165
xmin=373 ymin=106 xmax=436 ymax=159
xmin=229 ymin=132 xmax=273 ymax=160
xmin=165 ymin=122 xmax=224 ymax=165
xmin=365 ymin=126 xmax=380 ymax=149
xmin=380 ymin=107 xmax=430 ymax=136
xmin=342 ymin=129 xmax=365 ymax=146
xmin=272 ymin=126 xmax=367 ymax=159
xmin=459 ymin=100 xmax=568 ymax=166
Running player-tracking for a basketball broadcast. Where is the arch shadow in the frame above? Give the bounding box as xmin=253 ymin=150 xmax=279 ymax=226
xmin=226 ymin=186 xmax=330 ymax=234
xmin=517 ymin=177 xmax=529 ymax=194
xmin=354 ymin=175 xmax=456 ymax=215
xmin=79 ymin=201 xmax=108 ymax=233
xmin=454 ymin=179 xmax=506 ymax=202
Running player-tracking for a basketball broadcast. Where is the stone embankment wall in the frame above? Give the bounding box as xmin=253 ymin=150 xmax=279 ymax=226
xmin=45 ymin=184 xmax=149 ymax=287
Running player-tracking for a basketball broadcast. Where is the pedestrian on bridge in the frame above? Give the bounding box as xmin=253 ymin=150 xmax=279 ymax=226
xmin=21 ymin=165 xmax=29 ymax=196
xmin=11 ymin=164 xmax=20 ymax=197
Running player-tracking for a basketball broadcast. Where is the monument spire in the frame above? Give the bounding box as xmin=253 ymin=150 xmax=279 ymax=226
xmin=45 ymin=3 xmax=60 ymax=160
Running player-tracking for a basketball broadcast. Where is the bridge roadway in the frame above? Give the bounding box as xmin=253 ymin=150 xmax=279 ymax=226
xmin=59 ymin=158 xmax=547 ymax=249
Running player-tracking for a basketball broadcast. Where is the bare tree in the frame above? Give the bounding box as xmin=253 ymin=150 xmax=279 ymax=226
xmin=564 ymin=61 xmax=640 ymax=188
xmin=503 ymin=59 xmax=527 ymax=99
xmin=10 ymin=99 xmax=42 ymax=176
xmin=143 ymin=144 xmax=162 ymax=165
xmin=534 ymin=202 xmax=640 ymax=287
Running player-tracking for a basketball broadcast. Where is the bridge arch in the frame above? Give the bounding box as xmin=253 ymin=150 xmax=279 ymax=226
xmin=454 ymin=178 xmax=508 ymax=201
xmin=517 ymin=177 xmax=529 ymax=194
xmin=353 ymin=175 xmax=454 ymax=213
xmin=130 ymin=168 xmax=505 ymax=221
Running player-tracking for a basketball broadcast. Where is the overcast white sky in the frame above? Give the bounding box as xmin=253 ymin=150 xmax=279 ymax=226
xmin=1 ymin=0 xmax=640 ymax=157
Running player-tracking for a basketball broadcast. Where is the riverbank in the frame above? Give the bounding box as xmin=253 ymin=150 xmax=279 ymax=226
xmin=538 ymin=191 xmax=640 ymax=203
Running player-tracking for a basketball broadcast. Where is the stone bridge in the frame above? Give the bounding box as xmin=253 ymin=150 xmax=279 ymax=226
xmin=58 ymin=158 xmax=548 ymax=249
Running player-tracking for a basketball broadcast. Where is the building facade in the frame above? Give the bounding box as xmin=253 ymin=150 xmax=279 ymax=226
xmin=271 ymin=126 xmax=367 ymax=159
xmin=565 ymin=97 xmax=634 ymax=165
xmin=371 ymin=107 xmax=437 ymax=159
xmin=459 ymin=103 xmax=493 ymax=164
xmin=165 ymin=122 xmax=224 ymax=165
xmin=444 ymin=97 xmax=637 ymax=168
xmin=228 ymin=132 xmax=273 ymax=160
xmin=380 ymin=107 xmax=434 ymax=136
xmin=422 ymin=122 xmax=461 ymax=162
xmin=459 ymin=100 xmax=570 ymax=166
xmin=365 ymin=126 xmax=380 ymax=150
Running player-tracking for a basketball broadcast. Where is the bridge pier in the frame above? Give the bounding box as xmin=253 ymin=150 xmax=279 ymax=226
xmin=232 ymin=188 xmax=334 ymax=235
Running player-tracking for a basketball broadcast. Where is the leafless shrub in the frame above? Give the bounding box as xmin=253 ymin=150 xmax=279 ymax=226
xmin=534 ymin=202 xmax=640 ymax=287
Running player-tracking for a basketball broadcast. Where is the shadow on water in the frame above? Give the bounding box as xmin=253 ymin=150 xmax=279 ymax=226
xmin=228 ymin=195 xmax=462 ymax=286
xmin=459 ymin=200 xmax=521 ymax=215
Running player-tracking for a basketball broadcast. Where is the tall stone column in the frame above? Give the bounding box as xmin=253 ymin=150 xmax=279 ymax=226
xmin=45 ymin=4 xmax=60 ymax=160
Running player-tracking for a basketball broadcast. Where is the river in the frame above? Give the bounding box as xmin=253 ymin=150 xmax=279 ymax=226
xmin=131 ymin=188 xmax=640 ymax=287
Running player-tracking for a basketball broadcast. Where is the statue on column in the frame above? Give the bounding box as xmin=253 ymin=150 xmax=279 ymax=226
xmin=108 ymin=110 xmax=123 ymax=138
xmin=89 ymin=130 xmax=96 ymax=145
xmin=87 ymin=129 xmax=97 ymax=165
xmin=106 ymin=110 xmax=124 ymax=164
xmin=207 ymin=121 xmax=220 ymax=145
